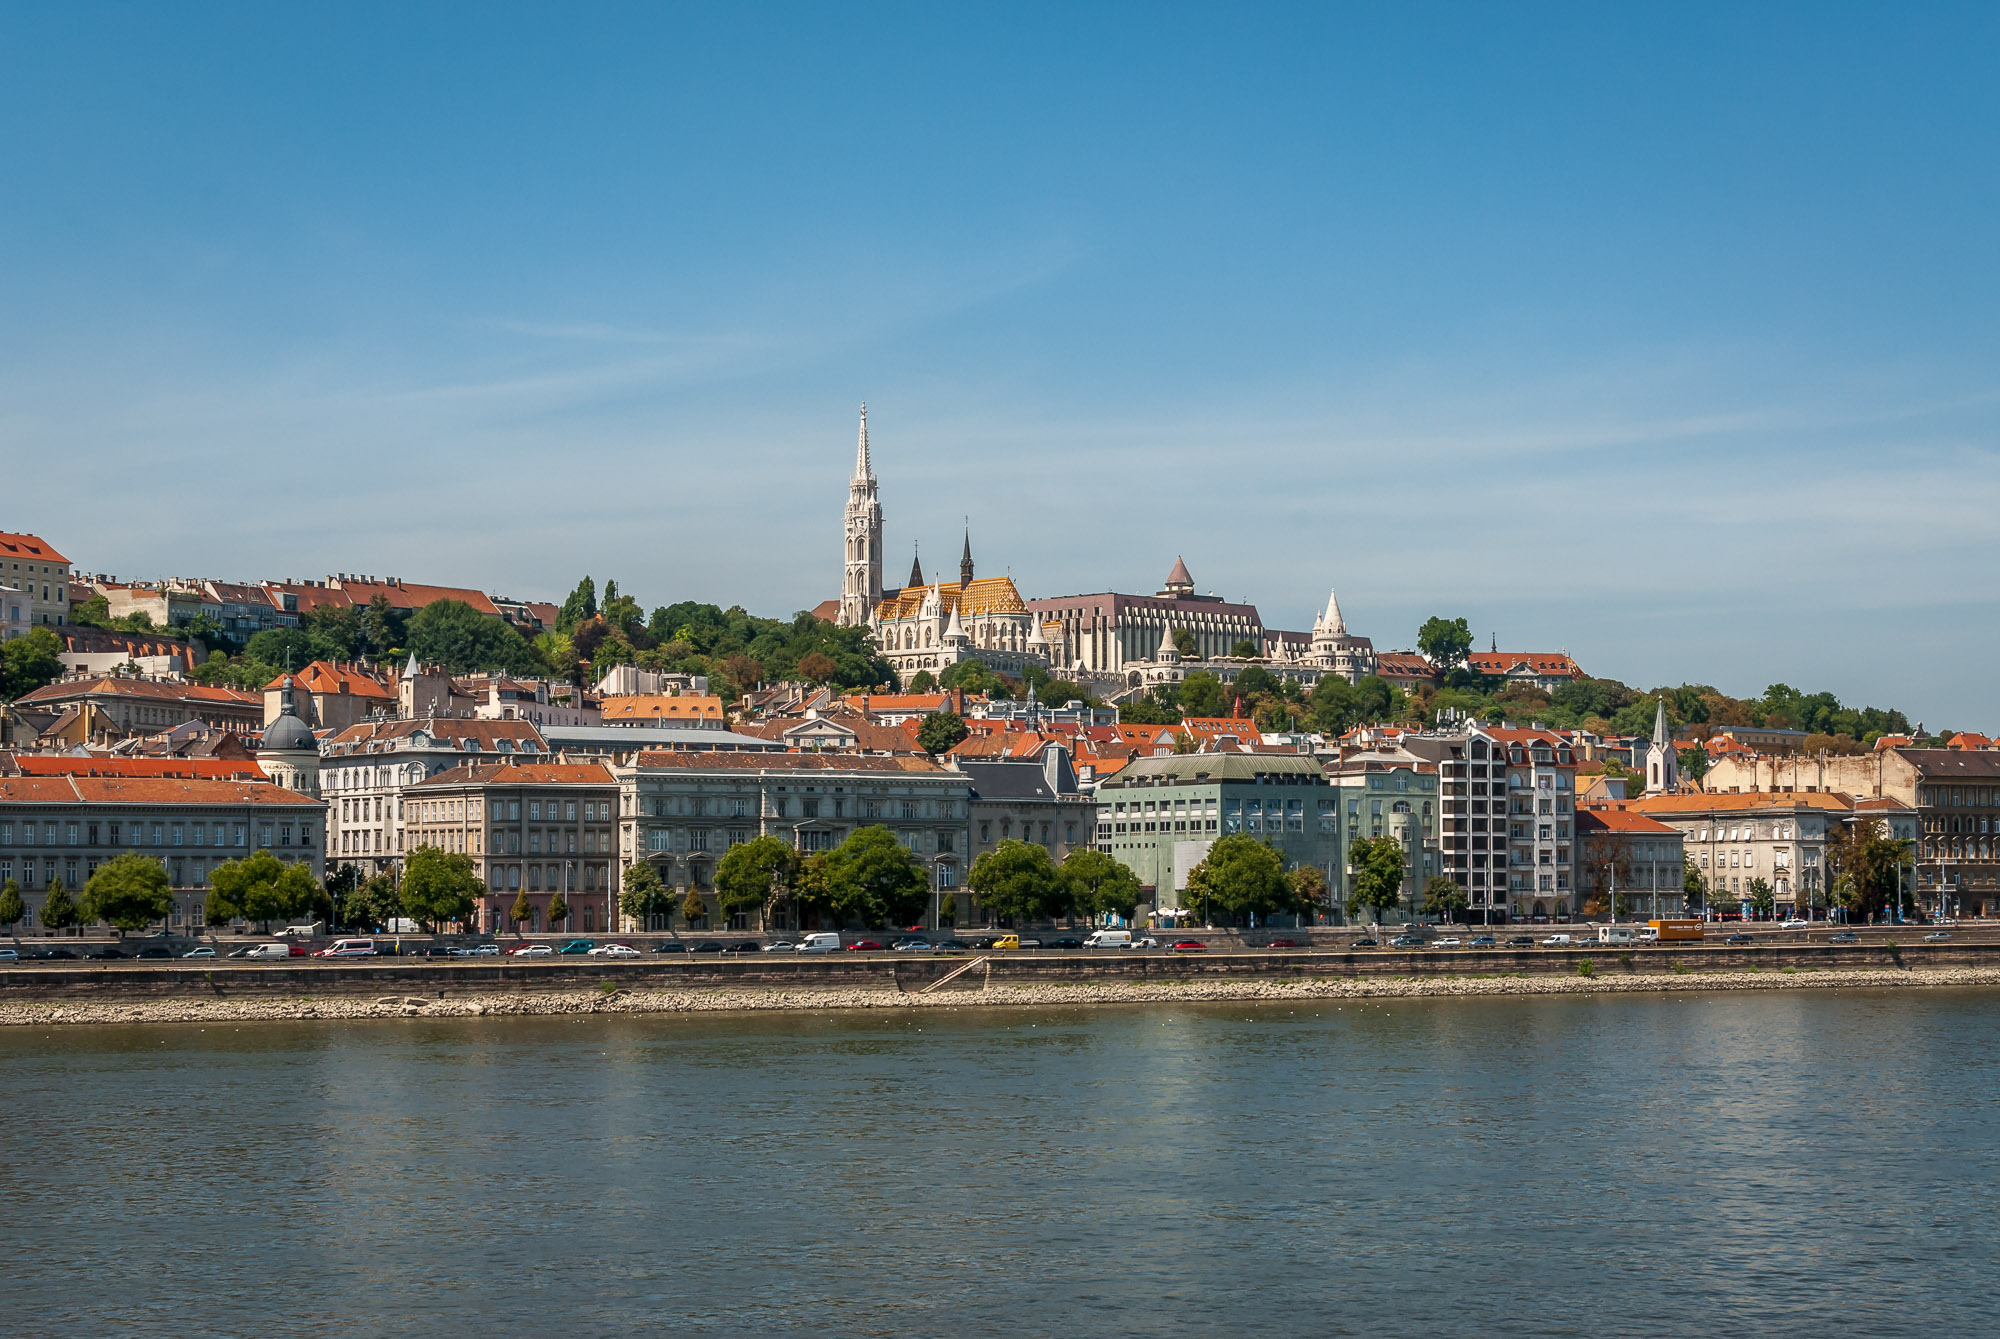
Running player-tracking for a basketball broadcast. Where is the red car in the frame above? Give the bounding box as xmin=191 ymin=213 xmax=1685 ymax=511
xmin=845 ymin=940 xmax=884 ymax=952
xmin=1170 ymin=940 xmax=1207 ymax=953
xmin=1265 ymin=938 xmax=1299 ymax=949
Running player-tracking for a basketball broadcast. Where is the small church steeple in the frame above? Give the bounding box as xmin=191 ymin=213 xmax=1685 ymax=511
xmin=907 ymin=543 xmax=923 ymax=589
xmin=959 ymin=520 xmax=974 ymax=588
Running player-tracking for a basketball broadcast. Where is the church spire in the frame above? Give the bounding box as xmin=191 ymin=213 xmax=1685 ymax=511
xmin=959 ymin=519 xmax=974 ymax=588
xmin=1652 ymin=698 xmax=1671 ymax=748
xmin=907 ymin=542 xmax=923 ymax=589
xmin=854 ymin=403 xmax=872 ymax=481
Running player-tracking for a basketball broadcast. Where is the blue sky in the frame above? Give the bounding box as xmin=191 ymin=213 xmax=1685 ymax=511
xmin=3 ymin=4 xmax=1997 ymax=725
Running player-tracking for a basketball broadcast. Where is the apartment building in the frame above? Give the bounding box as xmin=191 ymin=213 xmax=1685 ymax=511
xmin=613 ymin=751 xmax=974 ymax=930
xmin=12 ymin=676 xmax=264 ymax=739
xmin=404 ymin=762 xmax=620 ymax=934
xmin=1409 ymin=726 xmax=1578 ymax=921
xmin=0 ymin=532 xmax=72 ymax=627
xmin=0 ymin=772 xmax=325 ymax=933
xmin=1324 ymin=744 xmax=1443 ymax=922
xmin=960 ymin=751 xmax=1097 ymax=873
xmin=320 ymin=718 xmax=550 ymax=874
xmin=1574 ymin=807 xmax=1687 ymax=919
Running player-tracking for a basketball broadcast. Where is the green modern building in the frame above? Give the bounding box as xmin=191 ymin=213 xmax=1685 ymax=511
xmin=1094 ymin=749 xmax=1441 ymax=924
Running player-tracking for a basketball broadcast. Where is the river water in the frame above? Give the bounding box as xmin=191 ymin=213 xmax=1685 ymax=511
xmin=3 ymin=988 xmax=1996 ymax=1336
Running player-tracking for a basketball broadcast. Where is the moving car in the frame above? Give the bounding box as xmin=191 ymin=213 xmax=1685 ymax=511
xmin=410 ymin=944 xmax=455 ymax=958
xmin=315 ymin=938 xmax=379 ymax=958
xmin=936 ymin=939 xmax=969 ymax=952
xmin=236 ymin=943 xmax=294 ymax=960
xmin=689 ymin=942 xmax=725 ymax=954
xmin=557 ymin=940 xmax=595 ymax=955
xmin=86 ymin=946 xmax=129 ymax=959
xmin=1264 ymin=938 xmax=1299 ymax=949
xmin=1924 ymin=931 xmax=1953 ymax=942
xmin=1506 ymin=936 xmax=1536 ymax=947
xmin=844 ymin=940 xmax=884 ymax=952
xmin=1540 ymin=934 xmax=1573 ymax=947
xmin=1433 ymin=937 xmax=1463 ymax=949
xmin=587 ymin=943 xmax=641 ymax=957
xmin=1048 ymin=937 xmax=1084 ymax=950
xmin=1827 ymin=931 xmax=1860 ymax=943
xmin=1723 ymin=933 xmax=1754 ymax=945
xmin=472 ymin=943 xmax=501 ymax=956
xmin=1350 ymin=937 xmax=1380 ymax=948
xmin=1469 ymin=936 xmax=1497 ymax=949
xmin=762 ymin=941 xmax=797 ymax=952
xmin=508 ymin=944 xmax=554 ymax=958
xmin=1170 ymin=940 xmax=1207 ymax=953
xmin=181 ymin=946 xmax=216 ymax=959
xmin=0 ymin=947 xmax=16 ymax=961
xmin=23 ymin=948 xmax=76 ymax=960
xmin=1387 ymin=934 xmax=1426 ymax=948
xmin=724 ymin=941 xmax=762 ymax=953
xmin=653 ymin=941 xmax=689 ymax=953
xmin=891 ymin=939 xmax=933 ymax=952
xmin=134 ymin=946 xmax=175 ymax=959
xmin=1780 ymin=918 xmax=1811 ymax=930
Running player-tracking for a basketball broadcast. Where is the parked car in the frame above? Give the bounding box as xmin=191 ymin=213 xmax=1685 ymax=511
xmin=588 ymin=944 xmax=642 ymax=958
xmin=1540 ymin=934 xmax=1573 ymax=947
xmin=891 ymin=939 xmax=933 ymax=952
xmin=557 ymin=940 xmax=595 ymax=955
xmin=1350 ymin=937 xmax=1380 ymax=948
xmin=1469 ymin=936 xmax=1497 ymax=949
xmin=1387 ymin=935 xmax=1426 ymax=948
xmin=1723 ymin=933 xmax=1754 ymax=945
xmin=689 ymin=942 xmax=725 ymax=954
xmin=1506 ymin=936 xmax=1535 ymax=947
xmin=181 ymin=946 xmax=217 ymax=959
xmin=508 ymin=944 xmax=554 ymax=958
xmin=1780 ymin=918 xmax=1811 ymax=929
xmin=653 ymin=941 xmax=689 ymax=953
xmin=86 ymin=946 xmax=129 ymax=959
xmin=411 ymin=944 xmax=455 ymax=958
xmin=1433 ymin=937 xmax=1463 ymax=948
xmin=0 ymin=947 xmax=16 ymax=961
xmin=23 ymin=948 xmax=76 ymax=960
xmin=1924 ymin=931 xmax=1953 ymax=942
xmin=844 ymin=940 xmax=884 ymax=952
xmin=134 ymin=945 xmax=175 ymax=959
xmin=1827 ymin=931 xmax=1860 ymax=943
xmin=1264 ymin=938 xmax=1298 ymax=949
xmin=936 ymin=939 xmax=969 ymax=952
xmin=1048 ymin=937 xmax=1084 ymax=950
xmin=725 ymin=941 xmax=762 ymax=954
xmin=762 ymin=941 xmax=797 ymax=952
xmin=471 ymin=943 xmax=501 ymax=956
xmin=1170 ymin=940 xmax=1207 ymax=953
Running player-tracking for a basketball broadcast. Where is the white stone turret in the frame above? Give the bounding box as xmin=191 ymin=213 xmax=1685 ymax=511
xmin=839 ymin=404 xmax=884 ymax=627
xmin=1645 ymin=699 xmax=1680 ymax=795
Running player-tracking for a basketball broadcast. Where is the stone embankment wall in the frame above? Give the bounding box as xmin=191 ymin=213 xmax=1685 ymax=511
xmin=4 ymin=941 xmax=1997 ymax=1001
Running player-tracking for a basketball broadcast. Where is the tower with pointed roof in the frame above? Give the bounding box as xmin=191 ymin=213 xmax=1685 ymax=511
xmin=906 ymin=543 xmax=924 ymax=589
xmin=839 ymin=405 xmax=885 ymax=627
xmin=1159 ymin=556 xmax=1195 ymax=598
xmin=959 ymin=522 xmax=975 ymax=589
xmin=1645 ymin=699 xmax=1680 ymax=795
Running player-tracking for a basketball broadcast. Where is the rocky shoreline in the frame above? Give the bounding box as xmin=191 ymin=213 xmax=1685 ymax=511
xmin=4 ymin=964 xmax=1999 ymax=1027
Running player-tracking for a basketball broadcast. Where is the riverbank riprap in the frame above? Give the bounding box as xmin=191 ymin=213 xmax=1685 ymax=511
xmin=5 ymin=964 xmax=1999 ymax=1026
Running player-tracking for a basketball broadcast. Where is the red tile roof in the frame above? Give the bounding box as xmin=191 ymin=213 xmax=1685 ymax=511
xmin=0 ymin=531 xmax=70 ymax=565
xmin=9 ymin=757 xmax=268 ymax=781
xmin=0 ymin=774 xmax=320 ymax=805
xmin=1574 ymin=808 xmax=1681 ymax=835
xmin=599 ymin=694 xmax=725 ymax=723
xmin=1466 ymin=652 xmax=1583 ymax=679
xmin=631 ymin=750 xmax=948 ymax=774
xmin=412 ymin=762 xmax=616 ymax=788
xmin=265 ymin=661 xmax=397 ymax=700
xmin=16 ymin=677 xmax=260 ymax=707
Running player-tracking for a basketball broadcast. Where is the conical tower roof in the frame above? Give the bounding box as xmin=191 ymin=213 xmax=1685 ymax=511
xmin=907 ymin=543 xmax=923 ymax=589
xmin=1167 ymin=555 xmax=1192 ymax=586
xmin=1320 ymin=588 xmax=1346 ymax=637
xmin=854 ymin=403 xmax=872 ymax=480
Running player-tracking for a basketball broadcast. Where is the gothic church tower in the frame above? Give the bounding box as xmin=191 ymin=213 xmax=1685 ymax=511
xmin=839 ymin=405 xmax=884 ymax=627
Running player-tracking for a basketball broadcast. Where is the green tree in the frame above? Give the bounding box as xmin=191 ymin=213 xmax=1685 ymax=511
xmin=1417 ymin=617 xmax=1474 ymax=675
xmin=1825 ymin=818 xmax=1912 ymax=919
xmin=1231 ymin=640 xmax=1259 ymax=658
xmin=510 ymin=887 xmax=535 ymax=930
xmin=0 ymin=878 xmax=24 ymax=933
xmin=0 ymin=627 xmax=64 ymax=700
xmin=246 ymin=627 xmax=313 ymax=669
xmin=557 ymin=577 xmax=597 ymax=635
xmin=907 ymin=669 xmax=938 ymax=694
xmin=1677 ymin=745 xmax=1710 ymax=784
xmin=680 ymin=887 xmax=708 ymax=928
xmin=1346 ymin=836 xmax=1409 ymax=923
xmin=407 ymin=599 xmax=538 ymax=674
xmin=823 ymin=825 xmax=930 ymax=927
xmin=1062 ymin=848 xmax=1143 ymax=921
xmin=1683 ymin=855 xmax=1707 ymax=912
xmin=796 ymin=650 xmax=837 ymax=684
xmin=362 ymin=594 xmax=406 ymax=658
xmin=917 ymin=711 xmax=970 ymax=754
xmin=1745 ymin=877 xmax=1776 ymax=918
xmin=545 ymin=888 xmax=569 ymax=931
xmin=39 ymin=878 xmax=79 ymax=933
xmin=715 ymin=835 xmax=803 ymax=927
xmin=208 ymin=850 xmax=318 ymax=930
xmin=346 ymin=875 xmax=402 ymax=931
xmin=1287 ymin=864 xmax=1330 ymax=921
xmin=1191 ymin=835 xmax=1292 ymax=922
xmin=968 ymin=840 xmax=1068 ymax=924
xmin=82 ymin=853 xmax=174 ymax=935
xmin=1171 ymin=627 xmax=1197 ymax=658
xmin=1178 ymin=672 xmax=1227 ymax=718
xmin=620 ymin=862 xmax=675 ymax=928
xmin=1422 ymin=876 xmax=1469 ymax=923
xmin=401 ymin=845 xmax=483 ymax=931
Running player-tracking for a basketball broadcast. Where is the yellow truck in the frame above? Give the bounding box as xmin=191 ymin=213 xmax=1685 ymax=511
xmin=1647 ymin=919 xmax=1705 ymax=943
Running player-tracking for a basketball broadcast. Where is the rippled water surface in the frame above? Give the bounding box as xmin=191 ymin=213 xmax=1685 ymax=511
xmin=4 ymin=987 xmax=1998 ymax=1336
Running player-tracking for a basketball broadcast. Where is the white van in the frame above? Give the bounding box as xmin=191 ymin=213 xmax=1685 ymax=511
xmin=1084 ymin=929 xmax=1133 ymax=948
xmin=797 ymin=933 xmax=842 ymax=954
xmin=1597 ymin=925 xmax=1640 ymax=945
xmin=240 ymin=943 xmax=294 ymax=960
xmin=315 ymin=938 xmax=378 ymax=958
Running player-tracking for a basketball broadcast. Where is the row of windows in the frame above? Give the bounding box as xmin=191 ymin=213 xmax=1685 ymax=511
xmin=0 ymin=820 xmax=301 ymax=848
xmin=640 ymin=827 xmax=957 ymax=855
xmin=641 ymin=794 xmax=947 ymax=821
xmin=0 ymin=851 xmax=308 ymax=892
